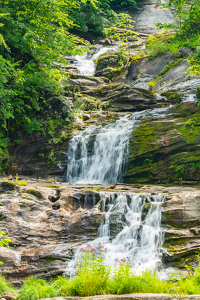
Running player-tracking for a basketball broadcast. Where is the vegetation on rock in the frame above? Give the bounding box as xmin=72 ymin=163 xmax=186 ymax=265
xmin=2 ymin=246 xmax=200 ymax=298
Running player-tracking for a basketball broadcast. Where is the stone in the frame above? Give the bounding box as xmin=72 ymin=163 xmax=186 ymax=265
xmin=133 ymin=3 xmax=174 ymax=34
xmin=125 ymin=102 xmax=200 ymax=185
xmin=153 ymin=60 xmax=190 ymax=93
xmin=83 ymin=114 xmax=90 ymax=121
xmin=88 ymin=102 xmax=97 ymax=110
xmin=1 ymin=292 xmax=16 ymax=300
xmin=48 ymin=189 xmax=61 ymax=202
xmin=37 ymin=293 xmax=200 ymax=300
xmin=0 ymin=182 xmax=102 ymax=284
xmin=84 ymin=82 xmax=170 ymax=112
xmin=178 ymin=47 xmax=192 ymax=58
xmin=139 ymin=53 xmax=175 ymax=78
xmin=74 ymin=118 xmax=84 ymax=127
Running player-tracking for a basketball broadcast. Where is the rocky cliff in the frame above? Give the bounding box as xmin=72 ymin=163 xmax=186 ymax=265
xmin=1 ymin=180 xmax=200 ymax=284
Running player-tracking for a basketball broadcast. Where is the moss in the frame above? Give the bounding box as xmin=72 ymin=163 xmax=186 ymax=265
xmin=26 ymin=189 xmax=44 ymax=200
xmin=161 ymin=92 xmax=183 ymax=104
xmin=0 ymin=182 xmax=16 ymax=191
xmin=44 ymin=185 xmax=60 ymax=188
xmin=95 ymin=51 xmax=128 ymax=71
xmin=177 ymin=113 xmax=200 ymax=142
xmin=196 ymin=86 xmax=200 ymax=99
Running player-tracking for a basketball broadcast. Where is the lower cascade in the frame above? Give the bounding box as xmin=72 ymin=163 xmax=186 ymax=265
xmin=66 ymin=191 xmax=166 ymax=276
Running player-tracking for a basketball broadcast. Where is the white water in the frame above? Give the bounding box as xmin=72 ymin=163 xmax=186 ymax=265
xmin=73 ymin=45 xmax=118 ymax=76
xmin=66 ymin=107 xmax=170 ymax=184
xmin=66 ymin=192 xmax=166 ymax=276
xmin=66 ymin=114 xmax=136 ymax=184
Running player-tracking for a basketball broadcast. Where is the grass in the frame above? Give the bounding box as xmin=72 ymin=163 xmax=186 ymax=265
xmin=2 ymin=247 xmax=200 ymax=299
xmin=0 ymin=275 xmax=17 ymax=298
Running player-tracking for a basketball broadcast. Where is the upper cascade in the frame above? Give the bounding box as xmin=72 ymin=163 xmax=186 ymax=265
xmin=66 ymin=113 xmax=138 ymax=184
xmin=65 ymin=107 xmax=170 ymax=184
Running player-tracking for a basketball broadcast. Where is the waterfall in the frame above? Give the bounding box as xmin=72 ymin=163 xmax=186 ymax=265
xmin=66 ymin=191 xmax=166 ymax=276
xmin=66 ymin=107 xmax=170 ymax=184
xmin=66 ymin=113 xmax=139 ymax=184
xmin=73 ymin=44 xmax=119 ymax=76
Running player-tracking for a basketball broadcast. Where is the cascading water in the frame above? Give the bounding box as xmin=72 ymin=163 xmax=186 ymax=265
xmin=65 ymin=43 xmax=173 ymax=276
xmin=66 ymin=191 xmax=166 ymax=276
xmin=73 ymin=44 xmax=118 ymax=76
xmin=66 ymin=107 xmax=170 ymax=184
xmin=66 ymin=113 xmax=138 ymax=184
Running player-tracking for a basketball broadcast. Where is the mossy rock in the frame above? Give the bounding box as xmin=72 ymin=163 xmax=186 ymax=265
xmin=0 ymin=182 xmax=16 ymax=191
xmin=196 ymin=86 xmax=200 ymax=99
xmin=95 ymin=51 xmax=128 ymax=70
xmin=161 ymin=92 xmax=183 ymax=104
xmin=26 ymin=189 xmax=44 ymax=200
xmin=125 ymin=102 xmax=200 ymax=184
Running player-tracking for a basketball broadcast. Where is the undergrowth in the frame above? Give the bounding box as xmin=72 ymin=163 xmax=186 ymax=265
xmin=146 ymin=29 xmax=200 ymax=75
xmin=0 ymin=275 xmax=16 ymax=298
xmin=2 ymin=246 xmax=200 ymax=299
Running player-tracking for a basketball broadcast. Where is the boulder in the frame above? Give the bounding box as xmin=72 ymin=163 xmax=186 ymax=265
xmin=48 ymin=189 xmax=61 ymax=202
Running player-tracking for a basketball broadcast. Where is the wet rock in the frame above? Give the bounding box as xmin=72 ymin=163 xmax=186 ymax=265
xmin=109 ymin=212 xmax=125 ymax=239
xmin=125 ymin=102 xmax=200 ymax=185
xmin=141 ymin=202 xmax=150 ymax=222
xmin=83 ymin=114 xmax=90 ymax=121
xmin=48 ymin=189 xmax=61 ymax=202
xmin=126 ymin=58 xmax=148 ymax=83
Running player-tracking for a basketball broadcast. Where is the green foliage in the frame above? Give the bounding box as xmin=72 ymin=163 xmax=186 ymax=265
xmin=0 ymin=231 xmax=11 ymax=249
xmin=18 ymin=246 xmax=171 ymax=300
xmin=0 ymin=275 xmax=16 ymax=297
xmin=147 ymin=0 xmax=200 ymax=74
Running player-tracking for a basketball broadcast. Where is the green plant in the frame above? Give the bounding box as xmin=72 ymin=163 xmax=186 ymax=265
xmin=148 ymin=76 xmax=162 ymax=90
xmin=0 ymin=231 xmax=11 ymax=250
xmin=0 ymin=275 xmax=17 ymax=298
xmin=16 ymin=180 xmax=27 ymax=186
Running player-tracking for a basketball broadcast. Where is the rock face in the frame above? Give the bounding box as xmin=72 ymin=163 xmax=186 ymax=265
xmin=132 ymin=2 xmax=174 ymax=34
xmin=125 ymin=102 xmax=200 ymax=184
xmin=0 ymin=181 xmax=102 ymax=285
xmin=1 ymin=181 xmax=200 ymax=282
xmin=84 ymin=82 xmax=170 ymax=112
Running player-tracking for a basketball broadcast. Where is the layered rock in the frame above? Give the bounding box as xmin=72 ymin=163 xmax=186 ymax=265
xmin=83 ymin=82 xmax=169 ymax=112
xmin=1 ymin=181 xmax=200 ymax=281
xmin=0 ymin=181 xmax=102 ymax=285
xmin=125 ymin=102 xmax=200 ymax=184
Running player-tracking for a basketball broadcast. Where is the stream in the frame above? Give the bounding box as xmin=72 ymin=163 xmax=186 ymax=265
xmin=65 ymin=45 xmax=186 ymax=278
